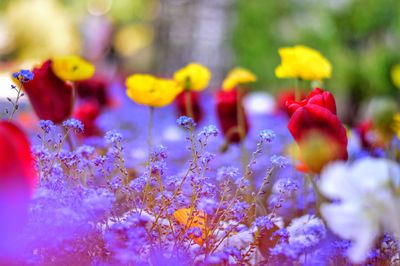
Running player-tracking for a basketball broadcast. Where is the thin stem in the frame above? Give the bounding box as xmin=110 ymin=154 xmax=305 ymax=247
xmin=295 ymin=78 xmax=301 ymax=101
xmin=236 ymin=88 xmax=248 ymax=169
xmin=184 ymin=90 xmax=194 ymax=119
xmin=306 ymin=174 xmax=328 ymax=216
xmin=64 ymin=128 xmax=74 ymax=151
xmin=148 ymin=106 xmax=154 ymax=154
xmin=9 ymin=82 xmax=23 ymax=121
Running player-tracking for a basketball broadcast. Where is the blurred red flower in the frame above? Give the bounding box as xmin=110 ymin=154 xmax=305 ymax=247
xmin=0 ymin=121 xmax=37 ymax=195
xmin=73 ymin=101 xmax=101 ymax=137
xmin=275 ymin=89 xmax=306 ymax=114
xmin=286 ymin=88 xmax=347 ymax=173
xmin=0 ymin=121 xmax=37 ymax=251
xmin=75 ymin=76 xmax=110 ymax=108
xmin=216 ymin=89 xmax=249 ymax=143
xmin=23 ymin=60 xmax=73 ymax=124
xmin=175 ymin=91 xmax=203 ymax=123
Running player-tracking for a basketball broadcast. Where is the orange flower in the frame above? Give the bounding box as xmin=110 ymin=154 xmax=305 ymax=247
xmin=174 ymin=208 xmax=208 ymax=245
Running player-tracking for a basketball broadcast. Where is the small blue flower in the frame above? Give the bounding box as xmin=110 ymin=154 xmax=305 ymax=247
xmin=39 ymin=120 xmax=55 ymax=134
xmin=104 ymin=130 xmax=123 ymax=144
xmin=259 ymin=129 xmax=276 ymax=143
xmin=197 ymin=197 xmax=218 ymax=215
xmin=198 ymin=125 xmax=219 ymax=138
xmin=62 ymin=118 xmax=84 ymax=134
xmin=201 ymin=152 xmax=215 ymax=165
xmin=151 ymin=145 xmax=168 ymax=160
xmin=253 ymin=216 xmax=274 ymax=230
xmin=270 ymin=155 xmax=289 ymax=168
xmin=217 ymin=166 xmax=239 ymax=182
xmin=13 ymin=69 xmax=34 ymax=83
xmin=176 ymin=116 xmax=196 ymax=129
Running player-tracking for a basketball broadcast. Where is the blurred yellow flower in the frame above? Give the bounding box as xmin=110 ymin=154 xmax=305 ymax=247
xmin=392 ymin=113 xmax=400 ymax=139
xmin=173 ymin=63 xmax=211 ymax=91
xmin=391 ymin=64 xmax=400 ymax=89
xmin=52 ymin=56 xmax=95 ymax=82
xmin=275 ymin=45 xmax=332 ymax=81
xmin=126 ymin=74 xmax=182 ymax=107
xmin=222 ymin=67 xmax=257 ymax=91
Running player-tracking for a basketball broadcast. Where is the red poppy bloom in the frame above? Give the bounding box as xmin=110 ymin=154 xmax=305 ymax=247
xmin=216 ymin=89 xmax=249 ymax=143
xmin=175 ymin=91 xmax=203 ymax=123
xmin=73 ymin=101 xmax=101 ymax=137
xmin=286 ymin=88 xmax=347 ymax=173
xmin=75 ymin=76 xmax=110 ymax=107
xmin=275 ymin=89 xmax=306 ymax=114
xmin=23 ymin=60 xmax=73 ymax=124
xmin=286 ymin=87 xmax=336 ymax=117
xmin=0 ymin=121 xmax=37 ymax=251
xmin=0 ymin=121 xmax=37 ymax=196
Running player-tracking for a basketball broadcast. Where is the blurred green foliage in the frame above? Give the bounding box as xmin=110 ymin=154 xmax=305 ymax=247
xmin=232 ymin=0 xmax=400 ymax=102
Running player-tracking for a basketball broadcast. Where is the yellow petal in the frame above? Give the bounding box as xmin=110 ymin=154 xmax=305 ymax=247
xmin=222 ymin=67 xmax=257 ymax=91
xmin=125 ymin=74 xmax=182 ymax=107
xmin=275 ymin=45 xmax=331 ymax=81
xmin=173 ymin=63 xmax=211 ymax=91
xmin=52 ymin=55 xmax=95 ymax=82
xmin=391 ymin=64 xmax=400 ymax=89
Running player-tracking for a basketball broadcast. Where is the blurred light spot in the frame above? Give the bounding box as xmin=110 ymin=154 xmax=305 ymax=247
xmin=244 ymin=92 xmax=275 ymax=115
xmin=163 ymin=126 xmax=184 ymax=142
xmin=0 ymin=74 xmax=26 ymax=102
xmin=87 ymin=0 xmax=113 ymax=16
xmin=113 ymin=24 xmax=154 ymax=57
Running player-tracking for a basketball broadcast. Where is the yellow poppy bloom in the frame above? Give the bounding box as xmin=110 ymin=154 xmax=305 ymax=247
xmin=222 ymin=67 xmax=257 ymax=91
xmin=391 ymin=64 xmax=400 ymax=89
xmin=275 ymin=45 xmax=332 ymax=81
xmin=173 ymin=63 xmax=211 ymax=91
xmin=52 ymin=55 xmax=95 ymax=82
xmin=125 ymin=74 xmax=182 ymax=108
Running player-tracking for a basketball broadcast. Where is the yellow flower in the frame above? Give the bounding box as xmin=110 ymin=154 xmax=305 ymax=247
xmin=52 ymin=56 xmax=95 ymax=82
xmin=392 ymin=113 xmax=400 ymax=139
xmin=173 ymin=63 xmax=211 ymax=91
xmin=125 ymin=74 xmax=182 ymax=108
xmin=275 ymin=45 xmax=332 ymax=81
xmin=222 ymin=67 xmax=257 ymax=91
xmin=391 ymin=64 xmax=400 ymax=89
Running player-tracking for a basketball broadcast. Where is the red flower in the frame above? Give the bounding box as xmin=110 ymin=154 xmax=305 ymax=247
xmin=75 ymin=76 xmax=110 ymax=107
xmin=216 ymin=89 xmax=249 ymax=143
xmin=73 ymin=101 xmax=101 ymax=137
xmin=175 ymin=91 xmax=203 ymax=123
xmin=275 ymin=89 xmax=306 ymax=114
xmin=0 ymin=121 xmax=37 ymax=250
xmin=286 ymin=87 xmax=336 ymax=117
xmin=23 ymin=60 xmax=73 ymax=124
xmin=286 ymin=89 xmax=347 ymax=173
xmin=0 ymin=121 xmax=37 ymax=196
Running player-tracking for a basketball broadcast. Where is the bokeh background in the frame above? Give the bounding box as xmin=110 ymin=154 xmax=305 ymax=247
xmin=0 ymin=0 xmax=400 ymax=124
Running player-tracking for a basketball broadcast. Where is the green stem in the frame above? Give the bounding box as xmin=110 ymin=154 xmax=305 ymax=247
xmin=306 ymin=174 xmax=328 ymax=216
xmin=9 ymin=82 xmax=23 ymax=121
xmin=236 ymin=88 xmax=248 ymax=175
xmin=65 ymin=129 xmax=74 ymax=151
xmin=184 ymin=90 xmax=194 ymax=119
xmin=148 ymin=106 xmax=154 ymax=154
xmin=295 ymin=78 xmax=301 ymax=101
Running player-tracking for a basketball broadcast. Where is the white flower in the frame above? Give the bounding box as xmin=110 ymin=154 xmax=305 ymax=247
xmin=319 ymin=158 xmax=400 ymax=263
